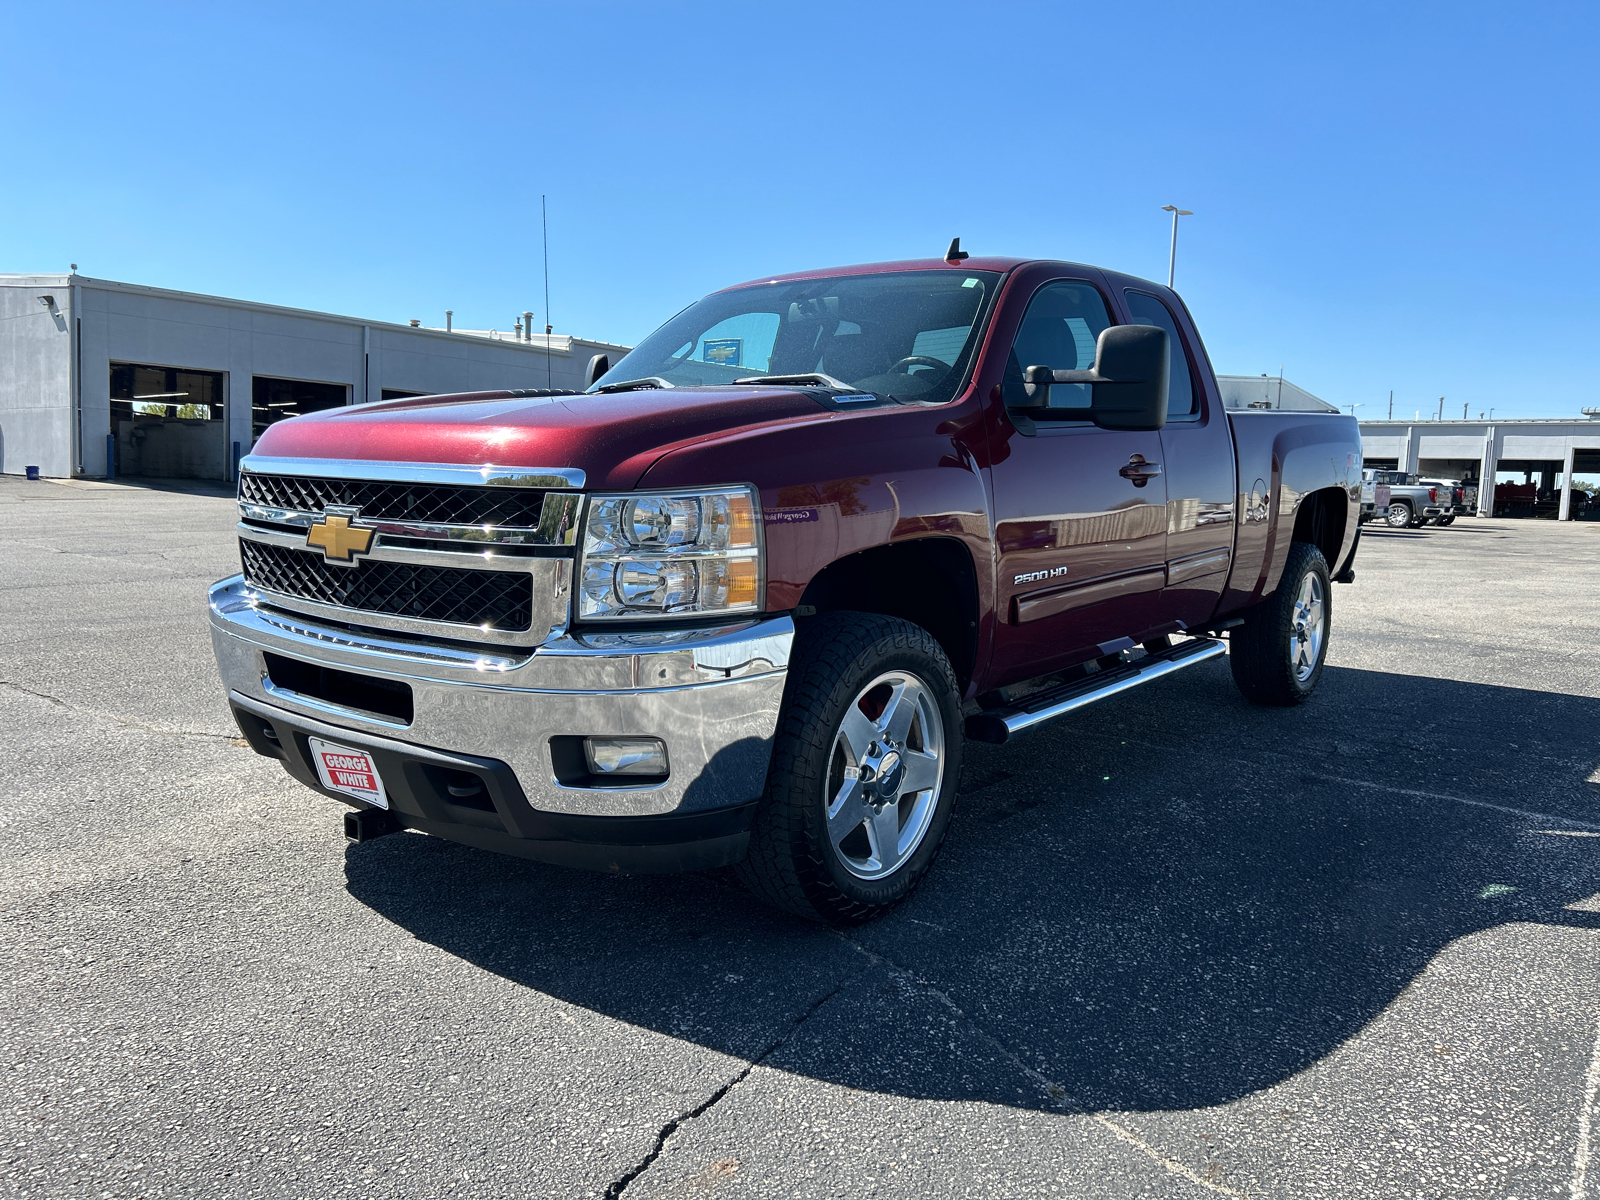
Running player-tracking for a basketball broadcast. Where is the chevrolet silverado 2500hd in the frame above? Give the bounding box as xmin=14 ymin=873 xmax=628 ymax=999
xmin=210 ymin=251 xmax=1361 ymax=924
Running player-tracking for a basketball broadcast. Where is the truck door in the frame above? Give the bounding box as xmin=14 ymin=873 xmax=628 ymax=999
xmin=1123 ymin=289 xmax=1237 ymax=630
xmin=985 ymin=277 xmax=1169 ymax=685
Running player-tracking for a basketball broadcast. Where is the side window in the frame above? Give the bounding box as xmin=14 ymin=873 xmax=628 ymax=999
xmin=1123 ymin=290 xmax=1197 ymax=417
xmin=1002 ymin=281 xmax=1112 ymax=411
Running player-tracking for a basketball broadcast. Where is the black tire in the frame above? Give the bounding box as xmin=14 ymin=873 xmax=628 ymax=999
xmin=735 ymin=612 xmax=963 ymax=925
xmin=1228 ymin=542 xmax=1331 ymax=707
xmin=1385 ymin=502 xmax=1412 ymax=529
xmin=1437 ymin=514 xmax=1455 ymax=526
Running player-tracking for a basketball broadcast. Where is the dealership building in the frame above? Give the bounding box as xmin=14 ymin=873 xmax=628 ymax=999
xmin=0 ymin=272 xmax=629 ymax=481
xmin=1358 ymin=416 xmax=1600 ymax=520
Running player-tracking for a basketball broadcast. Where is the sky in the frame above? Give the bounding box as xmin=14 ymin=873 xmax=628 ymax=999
xmin=3 ymin=1 xmax=1596 ymax=420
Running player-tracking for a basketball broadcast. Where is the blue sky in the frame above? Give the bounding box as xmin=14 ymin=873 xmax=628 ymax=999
xmin=4 ymin=1 xmax=1595 ymax=419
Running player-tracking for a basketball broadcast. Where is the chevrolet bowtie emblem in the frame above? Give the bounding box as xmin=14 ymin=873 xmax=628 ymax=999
xmin=305 ymin=506 xmax=374 ymax=564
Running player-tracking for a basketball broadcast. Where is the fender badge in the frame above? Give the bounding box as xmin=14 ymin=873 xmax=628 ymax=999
xmin=305 ymin=505 xmax=374 ymax=564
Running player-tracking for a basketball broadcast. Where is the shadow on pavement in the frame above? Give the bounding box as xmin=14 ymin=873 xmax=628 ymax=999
xmin=344 ymin=665 xmax=1600 ymax=1113
xmin=104 ymin=475 xmax=237 ymax=498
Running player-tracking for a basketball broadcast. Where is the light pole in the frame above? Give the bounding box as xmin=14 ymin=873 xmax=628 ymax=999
xmin=1347 ymin=403 xmax=1364 ymax=417
xmin=1161 ymin=205 xmax=1193 ymax=288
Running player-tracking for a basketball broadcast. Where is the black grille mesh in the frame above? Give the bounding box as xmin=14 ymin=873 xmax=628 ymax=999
xmin=240 ymin=473 xmax=547 ymax=528
xmin=240 ymin=540 xmax=533 ymax=631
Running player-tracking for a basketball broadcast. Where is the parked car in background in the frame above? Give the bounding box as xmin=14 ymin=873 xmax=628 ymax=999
xmin=1381 ymin=473 xmax=1447 ymax=528
xmin=1360 ymin=468 xmax=1394 ymax=524
xmin=1417 ymin=478 xmax=1469 ymax=525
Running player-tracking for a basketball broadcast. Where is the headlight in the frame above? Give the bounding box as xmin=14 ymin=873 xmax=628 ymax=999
xmin=578 ymin=486 xmax=761 ymax=620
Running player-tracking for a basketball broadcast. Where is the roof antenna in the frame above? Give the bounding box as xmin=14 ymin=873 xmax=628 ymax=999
xmin=944 ymin=237 xmax=969 ymax=263
xmin=542 ymin=195 xmax=553 ymax=390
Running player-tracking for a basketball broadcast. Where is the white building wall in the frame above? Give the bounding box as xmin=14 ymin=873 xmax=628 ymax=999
xmin=367 ymin=327 xmax=599 ymax=399
xmin=1215 ymin=375 xmax=1339 ymax=412
xmin=0 ymin=273 xmax=630 ymax=478
xmin=0 ymin=280 xmax=75 ymax=477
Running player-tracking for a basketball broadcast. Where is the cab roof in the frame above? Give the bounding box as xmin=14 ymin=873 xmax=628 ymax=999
xmin=716 ymin=256 xmax=1165 ymax=296
xmin=717 ymin=256 xmax=1036 ymax=292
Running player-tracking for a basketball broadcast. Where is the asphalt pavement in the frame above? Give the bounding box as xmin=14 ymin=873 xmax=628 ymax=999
xmin=2 ymin=474 xmax=1598 ymax=1199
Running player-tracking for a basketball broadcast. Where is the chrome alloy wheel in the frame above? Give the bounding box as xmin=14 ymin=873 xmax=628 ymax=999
xmin=825 ymin=670 xmax=946 ymax=882
xmin=1290 ymin=572 xmax=1326 ymax=683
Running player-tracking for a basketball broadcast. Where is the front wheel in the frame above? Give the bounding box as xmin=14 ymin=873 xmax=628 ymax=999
xmin=736 ymin=613 xmax=962 ymax=925
xmin=1385 ymin=502 xmax=1412 ymax=528
xmin=1228 ymin=542 xmax=1331 ymax=706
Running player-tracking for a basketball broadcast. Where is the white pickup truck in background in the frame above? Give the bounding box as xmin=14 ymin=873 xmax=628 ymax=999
xmin=1360 ymin=470 xmax=1393 ymax=525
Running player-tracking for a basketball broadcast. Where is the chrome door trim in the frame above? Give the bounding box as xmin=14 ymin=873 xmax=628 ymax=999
xmin=240 ymin=455 xmax=586 ymax=490
xmin=1166 ymin=547 xmax=1232 ymax=586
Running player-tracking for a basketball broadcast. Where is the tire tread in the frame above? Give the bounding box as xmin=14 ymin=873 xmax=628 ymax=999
xmin=734 ymin=612 xmax=960 ymax=925
xmin=1228 ymin=541 xmax=1330 ymax=707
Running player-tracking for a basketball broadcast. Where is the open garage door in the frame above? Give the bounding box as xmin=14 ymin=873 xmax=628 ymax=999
xmin=1572 ymin=449 xmax=1600 ymax=520
xmin=251 ymin=377 xmax=349 ymax=443
xmin=109 ymin=363 xmax=228 ymax=481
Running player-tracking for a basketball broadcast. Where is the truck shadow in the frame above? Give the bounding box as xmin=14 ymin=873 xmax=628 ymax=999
xmin=344 ymin=665 xmax=1600 ymax=1114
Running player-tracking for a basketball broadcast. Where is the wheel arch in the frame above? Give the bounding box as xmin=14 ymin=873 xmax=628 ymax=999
xmin=1292 ymin=485 xmax=1351 ymax=569
xmin=796 ymin=537 xmax=980 ymax=691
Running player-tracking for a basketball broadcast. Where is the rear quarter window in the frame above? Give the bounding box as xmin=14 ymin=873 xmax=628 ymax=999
xmin=1124 ymin=290 xmax=1198 ymax=418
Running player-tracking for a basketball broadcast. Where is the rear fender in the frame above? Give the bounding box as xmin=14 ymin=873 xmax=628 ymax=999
xmin=1221 ymin=417 xmax=1360 ymax=611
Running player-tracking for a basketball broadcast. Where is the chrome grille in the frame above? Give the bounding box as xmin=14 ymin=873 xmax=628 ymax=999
xmin=239 ymin=472 xmax=547 ymax=528
xmin=240 ymin=540 xmax=534 ymax=632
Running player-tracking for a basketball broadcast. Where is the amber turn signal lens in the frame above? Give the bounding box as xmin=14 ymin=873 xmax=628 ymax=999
xmin=726 ymin=558 xmax=758 ymax=606
xmin=727 ymin=494 xmax=757 ymax=548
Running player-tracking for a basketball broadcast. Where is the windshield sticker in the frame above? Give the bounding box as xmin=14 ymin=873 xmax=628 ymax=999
xmin=962 ymin=278 xmax=979 ymax=288
xmin=703 ymin=338 xmax=742 ymax=367
xmin=765 ymin=507 xmax=820 ymax=525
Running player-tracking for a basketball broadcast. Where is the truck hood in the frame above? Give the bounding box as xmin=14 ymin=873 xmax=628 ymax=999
xmin=248 ymin=386 xmax=837 ymax=490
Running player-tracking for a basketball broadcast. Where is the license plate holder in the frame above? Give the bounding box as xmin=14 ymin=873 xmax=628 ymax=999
xmin=308 ymin=737 xmax=389 ymax=809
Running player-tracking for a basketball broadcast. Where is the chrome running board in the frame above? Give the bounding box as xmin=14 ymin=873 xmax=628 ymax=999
xmin=964 ymin=637 xmax=1227 ymax=745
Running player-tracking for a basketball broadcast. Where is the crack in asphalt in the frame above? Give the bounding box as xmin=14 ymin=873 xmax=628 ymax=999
xmin=603 ymin=979 xmax=854 ymax=1198
xmin=0 ymin=680 xmax=238 ymax=743
xmin=835 ymin=933 xmax=1250 ymax=1198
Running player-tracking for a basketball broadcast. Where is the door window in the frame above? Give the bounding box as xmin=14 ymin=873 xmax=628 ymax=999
xmin=1001 ymin=282 xmax=1112 ymax=412
xmin=1124 ymin=290 xmax=1197 ymax=417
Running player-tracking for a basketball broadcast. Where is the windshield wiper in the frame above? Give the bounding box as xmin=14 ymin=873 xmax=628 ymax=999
xmin=733 ymin=373 xmax=854 ymax=390
xmin=592 ymin=377 xmax=675 ymax=393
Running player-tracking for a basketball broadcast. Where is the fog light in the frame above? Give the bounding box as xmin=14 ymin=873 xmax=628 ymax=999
xmin=583 ymin=737 xmax=669 ymax=776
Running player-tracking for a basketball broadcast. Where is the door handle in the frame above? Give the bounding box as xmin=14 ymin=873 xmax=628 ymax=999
xmin=1119 ymin=455 xmax=1162 ymax=487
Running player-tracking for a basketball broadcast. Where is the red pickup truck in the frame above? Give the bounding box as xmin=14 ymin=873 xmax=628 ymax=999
xmin=210 ymin=251 xmax=1361 ymax=924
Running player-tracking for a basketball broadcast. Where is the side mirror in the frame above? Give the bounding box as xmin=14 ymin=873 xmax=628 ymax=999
xmin=585 ymin=354 xmax=610 ymax=388
xmin=1017 ymin=325 xmax=1169 ymax=431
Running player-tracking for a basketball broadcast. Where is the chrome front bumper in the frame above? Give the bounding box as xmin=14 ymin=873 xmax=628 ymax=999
xmin=208 ymin=575 xmax=792 ymax=820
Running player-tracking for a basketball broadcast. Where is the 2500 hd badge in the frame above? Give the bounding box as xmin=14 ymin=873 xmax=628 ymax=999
xmin=1014 ymin=566 xmax=1071 ymax=585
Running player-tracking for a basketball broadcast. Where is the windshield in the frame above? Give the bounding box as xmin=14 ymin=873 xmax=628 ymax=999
xmin=593 ymin=269 xmax=1003 ymax=404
